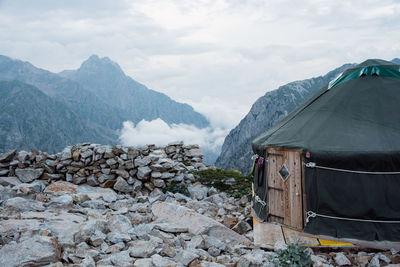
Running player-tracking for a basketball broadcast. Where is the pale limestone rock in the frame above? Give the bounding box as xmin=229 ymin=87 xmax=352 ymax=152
xmin=152 ymin=202 xmax=250 ymax=245
xmin=133 ymin=258 xmax=154 ymax=267
xmin=113 ymin=176 xmax=132 ymax=193
xmin=129 ymin=240 xmax=158 ymax=258
xmin=44 ymin=181 xmax=78 ymax=195
xmin=107 ymin=214 xmax=132 ymax=233
xmin=0 ymin=236 xmax=60 ymax=267
xmin=137 ymin=166 xmax=152 ymax=180
xmin=151 ymin=254 xmax=181 ymax=267
xmin=174 ymin=248 xmax=199 ymax=266
xmin=0 ymin=149 xmax=16 ymax=162
xmin=154 ymin=223 xmax=189 ymax=233
xmin=4 ymin=197 xmax=45 ymax=212
xmin=0 ymin=176 xmax=21 ymax=187
xmin=335 ymin=252 xmax=351 ymax=266
xmin=15 ymin=168 xmax=44 ymax=182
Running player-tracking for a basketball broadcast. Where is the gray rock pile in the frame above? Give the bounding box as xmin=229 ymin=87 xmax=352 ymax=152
xmin=0 ymin=144 xmax=399 ymax=266
xmin=0 ymin=142 xmax=208 ymax=196
xmin=0 ymin=174 xmax=256 ymax=266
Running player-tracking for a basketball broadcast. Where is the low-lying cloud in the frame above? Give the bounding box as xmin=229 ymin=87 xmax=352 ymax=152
xmin=181 ymin=96 xmax=250 ymax=130
xmin=119 ymin=119 xmax=229 ymax=153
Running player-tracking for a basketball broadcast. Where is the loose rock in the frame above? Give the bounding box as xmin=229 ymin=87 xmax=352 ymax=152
xmin=15 ymin=168 xmax=44 ymax=182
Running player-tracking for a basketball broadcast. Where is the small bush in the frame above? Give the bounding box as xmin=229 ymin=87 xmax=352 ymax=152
xmin=193 ymin=168 xmax=252 ymax=198
xmin=163 ymin=181 xmax=190 ymax=197
xmin=272 ymin=243 xmax=313 ymax=267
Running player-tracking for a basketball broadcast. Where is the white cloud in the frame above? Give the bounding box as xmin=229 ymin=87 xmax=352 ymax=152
xmin=180 ymin=96 xmax=250 ymax=129
xmin=119 ymin=119 xmax=229 ymax=152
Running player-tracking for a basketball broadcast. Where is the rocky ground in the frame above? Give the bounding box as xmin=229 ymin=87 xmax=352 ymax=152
xmin=0 ymin=145 xmax=399 ymax=266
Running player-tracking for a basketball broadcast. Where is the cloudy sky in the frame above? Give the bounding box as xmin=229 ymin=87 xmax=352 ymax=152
xmin=1 ymin=0 xmax=400 ymax=154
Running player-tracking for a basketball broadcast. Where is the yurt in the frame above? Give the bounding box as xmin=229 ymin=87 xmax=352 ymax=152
xmin=251 ymin=59 xmax=400 ymax=242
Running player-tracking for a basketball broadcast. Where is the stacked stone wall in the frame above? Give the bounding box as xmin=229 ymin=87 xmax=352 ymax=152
xmin=0 ymin=142 xmax=210 ymax=195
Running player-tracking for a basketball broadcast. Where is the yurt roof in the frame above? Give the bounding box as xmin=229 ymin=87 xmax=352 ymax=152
xmin=252 ymin=59 xmax=400 ymax=156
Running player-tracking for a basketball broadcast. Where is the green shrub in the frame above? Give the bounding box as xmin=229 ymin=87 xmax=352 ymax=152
xmin=192 ymin=168 xmax=252 ymax=198
xmin=163 ymin=181 xmax=190 ymax=197
xmin=272 ymin=243 xmax=313 ymax=267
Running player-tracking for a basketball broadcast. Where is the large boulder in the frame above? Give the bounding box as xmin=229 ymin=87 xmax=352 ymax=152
xmin=186 ymin=148 xmax=203 ymax=158
xmin=129 ymin=240 xmax=158 ymax=258
xmin=0 ymin=150 xmax=16 ymax=163
xmin=0 ymin=219 xmax=42 ymax=245
xmin=107 ymin=215 xmax=132 ymax=233
xmin=187 ymin=183 xmax=208 ymax=200
xmin=3 ymin=197 xmax=45 ymax=212
xmin=152 ymin=202 xmax=250 ymax=245
xmin=113 ymin=177 xmax=132 ymax=193
xmin=44 ymin=181 xmax=78 ymax=195
xmin=45 ymin=215 xmax=85 ymax=248
xmin=0 ymin=235 xmax=60 ymax=267
xmin=15 ymin=168 xmax=44 ymax=182
xmin=137 ymin=166 xmax=152 ymax=180
xmin=0 ymin=176 xmax=21 ymax=187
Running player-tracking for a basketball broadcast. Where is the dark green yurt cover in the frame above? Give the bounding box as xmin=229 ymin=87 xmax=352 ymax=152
xmin=252 ymin=59 xmax=400 ymax=241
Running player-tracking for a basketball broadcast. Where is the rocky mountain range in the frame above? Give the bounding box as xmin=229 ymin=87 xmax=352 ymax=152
xmin=0 ymin=80 xmax=112 ymax=153
xmin=0 ymin=55 xmax=209 ymax=154
xmin=59 ymin=55 xmax=209 ymax=127
xmin=216 ymin=59 xmax=400 ymax=173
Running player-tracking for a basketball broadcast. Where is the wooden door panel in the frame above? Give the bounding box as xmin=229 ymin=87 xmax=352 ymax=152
xmin=284 ymin=150 xmax=303 ymax=229
xmin=269 ymin=186 xmax=284 ymax=218
xmin=266 ymin=147 xmax=303 ymax=230
xmin=267 ymin=147 xmax=284 ymax=220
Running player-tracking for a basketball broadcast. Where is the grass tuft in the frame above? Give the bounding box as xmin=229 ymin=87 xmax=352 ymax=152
xmin=192 ymin=168 xmax=252 ymax=198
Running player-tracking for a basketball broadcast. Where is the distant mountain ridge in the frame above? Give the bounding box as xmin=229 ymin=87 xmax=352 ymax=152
xmin=60 ymin=55 xmax=209 ymax=127
xmin=0 ymin=80 xmax=112 ymax=152
xmin=215 ymin=63 xmax=354 ymax=173
xmin=0 ymin=55 xmax=126 ymax=131
xmin=392 ymin=58 xmax=400 ymax=65
xmin=216 ymin=58 xmax=400 ymax=173
xmin=0 ymin=55 xmax=209 ymax=154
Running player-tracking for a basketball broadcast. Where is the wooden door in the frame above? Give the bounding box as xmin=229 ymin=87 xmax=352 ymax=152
xmin=266 ymin=147 xmax=303 ymax=229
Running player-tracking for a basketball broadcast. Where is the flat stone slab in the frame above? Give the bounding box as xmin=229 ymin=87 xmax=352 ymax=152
xmin=44 ymin=181 xmax=78 ymax=195
xmin=0 ymin=150 xmax=16 ymax=163
xmin=253 ymin=220 xmax=285 ymax=247
xmin=0 ymin=235 xmax=60 ymax=267
xmin=0 ymin=176 xmax=21 ymax=187
xmin=43 ymin=212 xmax=86 ymax=247
xmin=154 ymin=223 xmax=189 ymax=233
xmin=18 ymin=210 xmax=86 ymax=247
xmin=282 ymin=226 xmax=319 ymax=246
xmin=152 ymin=202 xmax=250 ymax=245
xmin=4 ymin=197 xmax=45 ymax=212
xmin=15 ymin=168 xmax=44 ymax=183
xmin=0 ymin=219 xmax=42 ymax=234
xmin=77 ymin=184 xmax=117 ymax=202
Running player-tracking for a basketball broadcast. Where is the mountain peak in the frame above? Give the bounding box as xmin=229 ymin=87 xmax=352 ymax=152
xmin=79 ymin=55 xmax=124 ymax=76
xmin=86 ymin=54 xmax=113 ymax=64
xmin=391 ymin=58 xmax=400 ymax=65
xmin=86 ymin=54 xmax=100 ymax=62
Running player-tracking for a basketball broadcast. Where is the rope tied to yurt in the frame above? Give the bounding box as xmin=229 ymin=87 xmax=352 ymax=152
xmin=306 ymin=211 xmax=400 ymax=224
xmin=305 ymin=162 xmax=400 ymax=175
